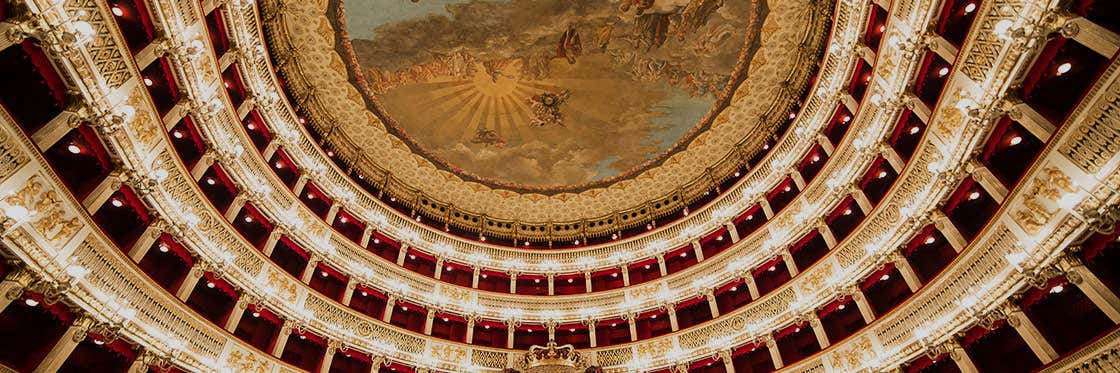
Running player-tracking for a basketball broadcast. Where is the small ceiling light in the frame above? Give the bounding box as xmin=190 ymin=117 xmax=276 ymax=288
xmin=644 ymin=264 xmax=651 ymax=270
xmin=924 ymin=236 xmax=936 ymax=245
xmin=93 ymin=339 xmax=105 ymax=345
xmin=143 ymin=77 xmax=153 ymax=86
xmin=610 ymin=272 xmax=618 ymax=278
xmin=246 ymin=122 xmax=256 ymax=130
xmin=730 ymin=286 xmax=737 ymax=291
xmin=408 ymin=254 xmax=416 ymax=260
xmin=446 ymin=266 xmax=452 ymax=271
xmin=788 ymin=112 xmax=796 ymax=119
xmin=320 ymin=271 xmax=328 ymax=277
xmin=484 ymin=325 xmax=491 ymax=329
xmin=969 ymin=191 xmax=981 ymax=200
xmin=481 ymin=274 xmax=488 ymax=278
xmin=763 ymin=144 xmax=770 ymax=150
xmin=373 ymin=238 xmax=380 ymax=244
xmin=67 ymin=143 xmax=82 ymax=154
xmin=746 ymin=215 xmax=754 ymax=221
xmin=937 ymin=67 xmax=950 ymax=77
xmin=878 ymin=170 xmax=888 ymax=179
xmin=768 ymin=265 xmax=776 ymax=272
xmin=442 ymin=317 xmax=449 ymax=322
xmin=299 ymin=335 xmax=306 ymax=339
xmin=680 ymin=252 xmax=688 ymax=257
xmin=1050 ymin=285 xmax=1064 ymax=294
xmin=110 ymin=198 xmax=123 ymax=208
xmin=567 ymin=278 xmax=574 ymax=283
xmin=111 ymin=6 xmax=124 ymax=16
xmin=574 ymin=240 xmax=580 ymax=245
xmin=844 ymin=208 xmax=852 ymax=215
xmin=298 ymin=117 xmax=306 ymax=124
xmin=24 ymin=298 xmax=39 ymax=307
xmin=252 ymin=311 xmax=260 ymax=318
xmin=534 ymin=279 xmax=541 ymax=283
xmin=172 ymin=130 xmax=183 ymax=139
xmin=524 ymin=241 xmax=530 ymax=246
xmin=651 ymin=314 xmax=657 ymax=319
xmin=1056 ymin=62 xmax=1072 ymax=76
xmin=360 ymin=291 xmax=368 ymax=297
xmin=205 ymin=177 xmax=216 ymax=185
xmin=784 ymin=186 xmax=792 ymax=192
xmin=206 ymin=281 xmax=215 ymax=288
xmin=838 ymin=304 xmax=846 ymax=310
xmin=401 ymin=306 xmax=408 ymax=311
xmin=794 ymin=327 xmax=801 ymax=332
xmin=223 ymin=81 xmax=231 ymax=89
xmin=842 ymin=115 xmax=851 ymax=123
xmin=877 ymin=25 xmax=886 ymax=33
xmin=716 ymin=236 xmax=723 ymax=241
xmin=158 ymin=244 xmax=169 ymax=253
xmin=244 ymin=216 xmax=253 ymax=223
xmin=734 ymin=172 xmax=741 ymax=177
xmin=964 ymin=2 xmax=976 ymax=13
xmin=880 ymin=274 xmax=890 ymax=281
xmin=326 ymin=150 xmax=335 ymax=157
xmin=811 ymin=155 xmax=820 ymax=162
xmin=1009 ymin=136 xmax=1022 ymax=146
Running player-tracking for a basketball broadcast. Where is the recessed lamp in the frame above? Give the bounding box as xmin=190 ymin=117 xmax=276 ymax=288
xmin=880 ymin=274 xmax=890 ymax=281
xmin=730 ymin=286 xmax=738 ymax=291
xmin=610 ymin=272 xmax=618 ymax=278
xmin=812 ymin=155 xmax=820 ymax=162
xmin=111 ymin=198 xmax=124 ymax=208
xmin=964 ymin=2 xmax=976 ymax=13
xmin=484 ymin=325 xmax=491 ymax=329
xmin=924 ymin=236 xmax=936 ymax=245
xmin=143 ymin=77 xmax=153 ymax=86
xmin=768 ymin=266 xmax=776 ymax=272
xmin=408 ymin=254 xmax=416 ymax=260
xmin=252 ymin=311 xmax=260 ymax=317
xmin=878 ymin=170 xmax=888 ymax=178
xmin=795 ymin=327 xmax=801 ymax=332
xmin=843 ymin=208 xmax=852 ymax=215
xmin=373 ymin=238 xmax=380 ymax=244
xmin=274 ymin=162 xmax=283 ymax=169
xmin=320 ymin=271 xmax=328 ymax=277
xmin=1050 ymin=285 xmax=1064 ymax=294
xmin=680 ymin=252 xmax=688 ymax=257
xmin=244 ymin=216 xmax=253 ymax=223
xmin=644 ymin=264 xmax=651 ymax=270
xmin=716 ymin=236 xmax=723 ymax=241
xmin=567 ymin=278 xmax=574 ymax=283
xmin=482 ymin=274 xmax=488 ymax=278
xmin=651 ymin=314 xmax=657 ymax=319
xmin=442 ymin=317 xmax=449 ymax=322
xmin=246 ymin=122 xmax=256 ymax=130
xmin=784 ymin=186 xmax=792 ymax=192
xmin=937 ymin=67 xmax=950 ymax=77
xmin=111 ymin=6 xmax=124 ymax=16
xmin=877 ymin=24 xmax=886 ymax=33
xmin=910 ymin=126 xmax=921 ymax=134
xmin=206 ymin=281 xmax=215 ymax=288
xmin=838 ymin=304 xmax=846 ymax=310
xmin=1009 ymin=136 xmax=1022 ymax=146
xmin=24 ymin=298 xmax=39 ymax=307
xmin=842 ymin=115 xmax=851 ymax=123
xmin=446 ymin=266 xmax=452 ymax=271
xmin=534 ymin=279 xmax=541 ymax=283
xmin=299 ymin=335 xmax=306 ymax=339
xmin=172 ymin=130 xmax=183 ymax=139
xmin=360 ymin=291 xmax=368 ymax=297
xmin=67 ymin=143 xmax=82 ymax=154
xmin=969 ymin=191 xmax=981 ymax=200
xmin=205 ymin=177 xmax=216 ymax=185
xmin=158 ymin=244 xmax=169 ymax=252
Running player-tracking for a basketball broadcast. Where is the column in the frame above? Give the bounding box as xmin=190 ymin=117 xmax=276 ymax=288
xmin=931 ymin=211 xmax=967 ymax=252
xmin=790 ymin=169 xmax=806 ymax=191
xmin=965 ymin=160 xmax=1008 ymax=203
xmin=325 ymin=203 xmax=341 ymax=225
xmin=621 ymin=265 xmax=631 ymax=286
xmin=850 ymin=288 xmax=876 ymax=323
xmin=382 ymin=296 xmax=396 ymax=323
xmin=225 ymin=297 xmax=250 ymax=332
xmin=176 ymin=264 xmax=205 ymax=301
xmin=879 ymin=144 xmax=906 ymax=173
xmin=465 ymin=317 xmax=477 ymax=344
xmin=31 ymin=108 xmax=81 ymax=152
xmin=126 ymin=350 xmax=153 ymax=373
xmin=759 ymin=199 xmax=775 ymax=219
xmin=1061 ymin=255 xmax=1120 ymax=322
xmin=127 ymin=220 xmax=164 ymax=262
xmin=585 ymin=320 xmax=597 ymax=347
xmin=705 ymin=291 xmax=720 ymax=318
xmin=0 ymin=270 xmax=27 ymax=314
xmin=396 ymin=246 xmax=408 ymax=266
xmin=359 ymin=227 xmax=373 ymax=248
xmin=765 ymin=335 xmax=783 ymax=369
xmin=292 ymin=174 xmax=310 ymax=196
xmin=691 ymin=240 xmax=705 ymax=262
xmin=946 ymin=340 xmax=980 ymax=373
xmin=547 ymin=274 xmax=555 ymax=295
xmin=817 ymin=134 xmax=835 ymax=156
xmin=781 ymin=248 xmax=799 ymax=276
xmin=745 ymin=276 xmax=761 ymax=300
xmin=657 ymin=255 xmax=668 ymax=277
xmin=1005 ymin=303 xmax=1059 ymax=363
xmin=271 ymin=320 xmax=293 ymax=357
xmin=1007 ymin=101 xmax=1055 ymax=142
xmin=817 ymin=219 xmax=838 ymax=248
xmin=849 ymin=185 xmax=874 ymax=215
xmin=318 ymin=342 xmax=338 ymax=373
xmin=726 ymin=222 xmax=740 ymax=243
xmin=471 ymin=267 xmax=481 ymax=289
xmin=719 ymin=350 xmax=736 ymax=373
xmin=1065 ymin=16 xmax=1120 ymax=58
xmin=224 ymin=192 xmax=249 ymax=221
xmin=341 ymin=278 xmax=357 ymax=306
xmin=808 ymin=314 xmax=829 ymax=349
xmin=666 ymin=305 xmax=680 ymax=332
xmin=433 ymin=258 xmax=445 ymax=280
xmin=509 ymin=272 xmax=518 ymax=294
xmin=423 ymin=310 xmax=436 ymax=335
xmin=262 ymin=230 xmax=282 ymax=256
xmin=262 ymin=139 xmax=280 ymax=161
xmin=891 ymin=253 xmax=922 ymax=292
xmin=584 ymin=272 xmax=593 ymax=293
xmin=82 ymin=171 xmax=122 ymax=213
xmin=190 ymin=151 xmax=216 ymax=181
xmin=506 ymin=322 xmax=517 ymax=349
xmin=34 ymin=316 xmax=92 ymax=373
xmin=625 ymin=313 xmax=638 ymax=342
xmin=300 ymin=255 xmax=321 ymax=284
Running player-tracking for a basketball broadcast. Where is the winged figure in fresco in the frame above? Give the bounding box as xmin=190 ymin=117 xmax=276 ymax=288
xmin=470 ymin=129 xmax=507 ymax=147
xmin=556 ymin=23 xmax=583 ymax=64
xmin=527 ymin=90 xmax=572 ymax=128
xmin=621 ymin=0 xmax=726 ymax=50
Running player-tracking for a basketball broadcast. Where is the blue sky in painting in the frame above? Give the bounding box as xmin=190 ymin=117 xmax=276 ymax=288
xmin=343 ymin=0 xmax=475 ymax=39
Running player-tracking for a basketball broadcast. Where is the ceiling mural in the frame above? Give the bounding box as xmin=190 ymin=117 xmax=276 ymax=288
xmin=335 ymin=0 xmax=767 ymax=188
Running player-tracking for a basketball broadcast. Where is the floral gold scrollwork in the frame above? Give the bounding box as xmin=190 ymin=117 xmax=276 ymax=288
xmin=266 ymin=268 xmax=299 ymax=302
xmin=226 ymin=349 xmax=270 ymax=373
xmin=1013 ymin=167 xmax=1074 ymax=234
xmin=428 ymin=343 xmax=467 ymax=365
xmin=4 ymin=176 xmax=82 ymax=246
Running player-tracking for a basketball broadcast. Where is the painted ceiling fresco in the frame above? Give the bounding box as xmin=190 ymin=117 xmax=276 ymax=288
xmin=337 ymin=0 xmax=766 ymax=188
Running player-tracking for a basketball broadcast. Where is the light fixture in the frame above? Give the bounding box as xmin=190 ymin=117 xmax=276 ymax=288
xmin=1009 ymin=136 xmax=1022 ymax=146
xmin=205 ymin=177 xmax=216 ymax=185
xmin=910 ymin=126 xmax=921 ymax=134
xmin=964 ymin=2 xmax=976 ymax=13
xmin=924 ymin=236 xmax=936 ymax=245
xmin=768 ymin=266 xmax=776 ymax=272
xmin=878 ymin=170 xmax=889 ymax=178
xmin=1056 ymin=62 xmax=1072 ymax=76
xmin=1050 ymin=285 xmax=1064 ymax=294
xmin=24 ymin=298 xmax=39 ymax=307
xmin=880 ymin=274 xmax=890 ymax=281
xmin=730 ymin=286 xmax=737 ymax=291
xmin=812 ymin=155 xmax=820 ymax=162
xmin=172 ymin=130 xmax=183 ymax=139
xmin=246 ymin=122 xmax=256 ymax=130
xmin=844 ymin=208 xmax=852 ymax=215
xmin=320 ymin=271 xmax=328 ymax=277
xmin=111 ymin=5 xmax=124 ymax=16
xmin=244 ymin=216 xmax=253 ymax=223
xmin=968 ymin=191 xmax=981 ymax=200
xmin=158 ymin=244 xmax=169 ymax=253
xmin=252 ymin=311 xmax=260 ymax=318
xmin=110 ymin=198 xmax=124 ymax=208
xmin=680 ymin=252 xmax=688 ymax=257
xmin=838 ymin=304 xmax=846 ymax=310
xmin=143 ymin=77 xmax=153 ymax=86
xmin=937 ymin=67 xmax=950 ymax=77
xmin=67 ymin=143 xmax=82 ymax=154
xmin=206 ymin=281 xmax=215 ymax=288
